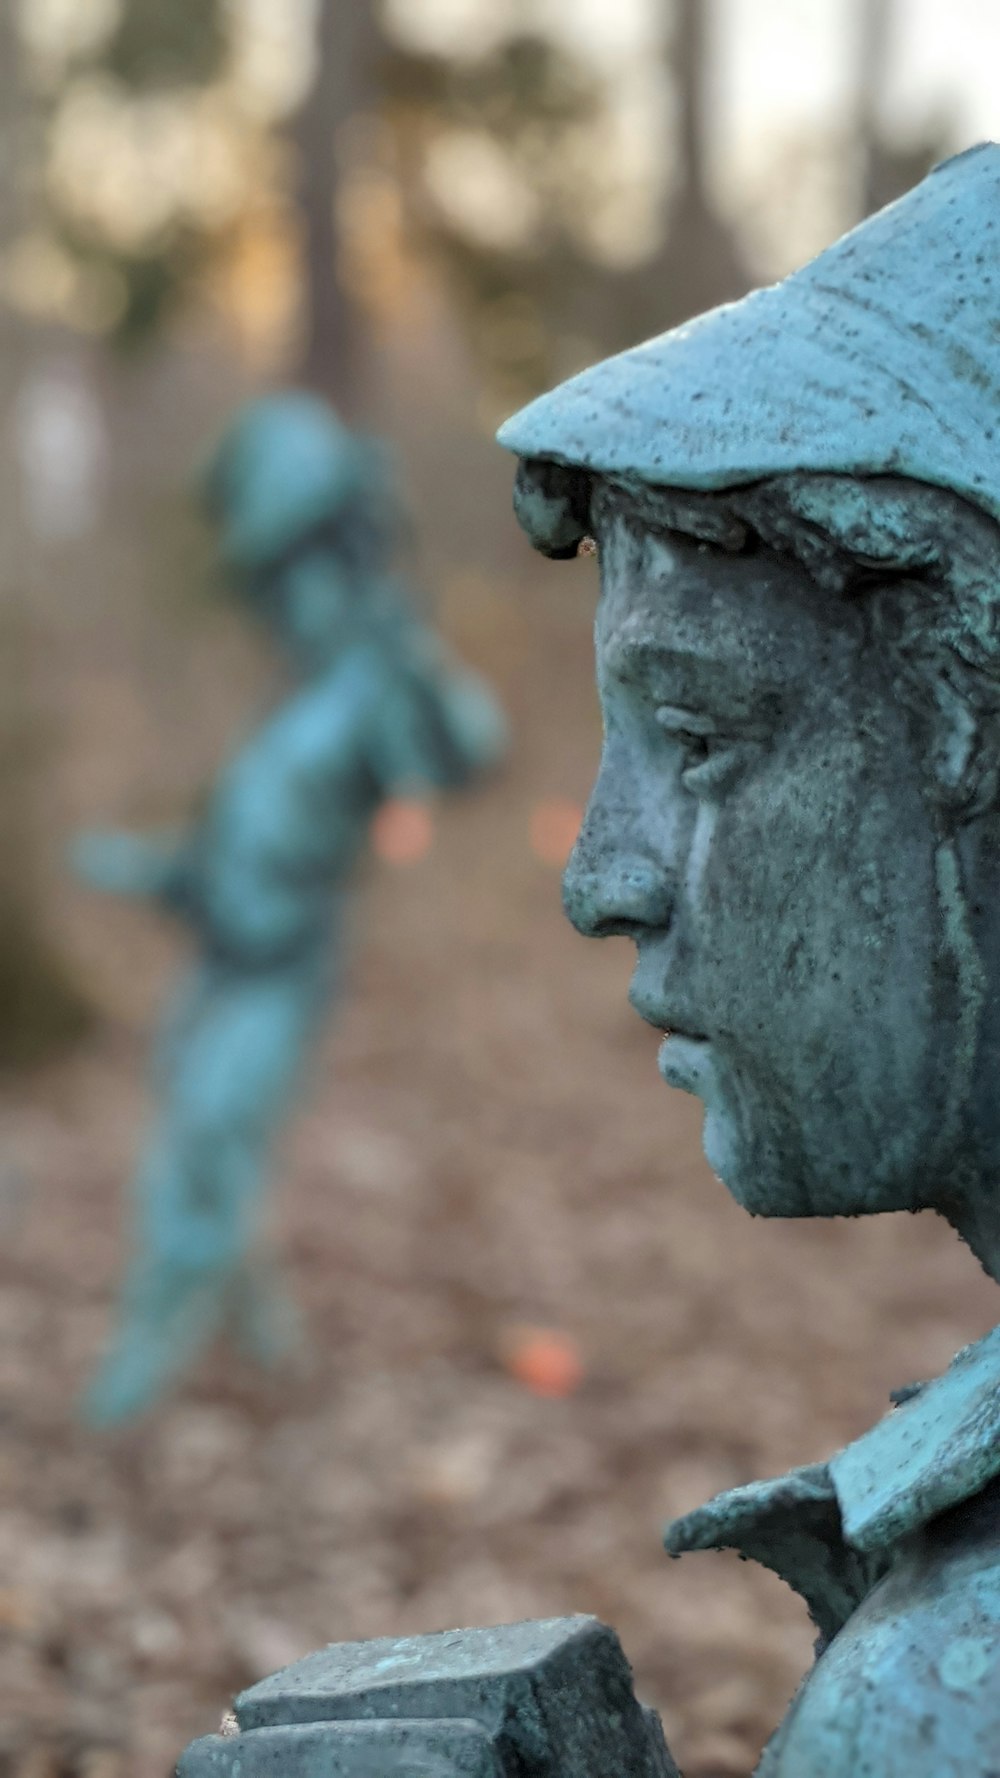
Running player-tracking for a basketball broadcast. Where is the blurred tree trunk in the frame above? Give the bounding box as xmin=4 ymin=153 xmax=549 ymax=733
xmin=854 ymin=0 xmax=944 ymax=217
xmin=617 ymin=0 xmax=752 ymax=343
xmin=293 ymin=0 xmax=382 ymax=415
xmin=856 ymin=0 xmax=896 ymax=214
xmin=664 ymin=0 xmax=753 ymax=317
xmin=0 ymin=11 xmax=90 ymax=1068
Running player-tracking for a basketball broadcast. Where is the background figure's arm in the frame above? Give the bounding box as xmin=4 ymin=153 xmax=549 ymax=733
xmin=369 ymin=616 xmax=509 ymax=796
xmin=71 ymin=826 xmax=195 ymax=915
xmin=423 ymin=654 xmax=510 ymax=781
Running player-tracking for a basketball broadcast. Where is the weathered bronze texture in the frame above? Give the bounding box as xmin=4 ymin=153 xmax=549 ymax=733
xmin=177 ymin=146 xmax=1000 ymax=1776
xmin=501 ymin=144 xmax=1000 ymax=1773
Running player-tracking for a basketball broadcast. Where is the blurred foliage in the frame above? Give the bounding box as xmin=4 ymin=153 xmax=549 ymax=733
xmin=380 ymin=1 xmax=952 ymax=405
xmin=141 ymin=486 xmax=233 ymax=626
xmin=0 ymin=624 xmax=91 ymax=1073
xmin=386 ymin=28 xmax=598 ymax=130
xmin=0 ymin=898 xmax=92 ymax=1072
xmin=32 ymin=0 xmax=237 ymax=348
xmin=384 ymin=31 xmax=618 ymax=405
xmin=54 ymin=214 xmax=219 ymax=351
xmin=101 ymin=0 xmax=229 ymax=91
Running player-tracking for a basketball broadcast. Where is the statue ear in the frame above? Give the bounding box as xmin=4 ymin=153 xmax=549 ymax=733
xmin=512 ymin=459 xmax=590 ymax=559
xmin=927 ymin=674 xmax=1000 ymax=821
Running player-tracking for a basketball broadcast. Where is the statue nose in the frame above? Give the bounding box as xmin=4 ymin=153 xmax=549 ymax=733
xmin=562 ymin=848 xmax=673 ymax=939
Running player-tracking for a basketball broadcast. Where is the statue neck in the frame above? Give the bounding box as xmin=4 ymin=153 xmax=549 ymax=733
xmin=938 ymin=822 xmax=1000 ymax=1285
xmin=941 ymin=1197 xmax=1000 ymax=1284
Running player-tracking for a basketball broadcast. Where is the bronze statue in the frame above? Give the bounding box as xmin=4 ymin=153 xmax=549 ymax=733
xmin=501 ymin=142 xmax=1000 ymax=1773
xmin=177 ymin=146 xmax=1000 ymax=1774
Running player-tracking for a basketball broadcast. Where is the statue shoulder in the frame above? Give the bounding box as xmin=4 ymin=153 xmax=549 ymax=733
xmin=761 ymin=1490 xmax=1000 ymax=1777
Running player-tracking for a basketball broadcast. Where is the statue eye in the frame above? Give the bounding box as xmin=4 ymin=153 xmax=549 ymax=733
xmin=654 ymin=704 xmax=714 ymax=756
xmin=672 ymin=728 xmax=710 ymax=767
xmin=655 ymin=704 xmax=740 ymax=792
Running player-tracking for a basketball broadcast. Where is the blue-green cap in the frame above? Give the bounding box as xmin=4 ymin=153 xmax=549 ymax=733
xmin=201 ymin=391 xmax=383 ymax=571
xmin=498 ymin=144 xmax=1000 ymax=524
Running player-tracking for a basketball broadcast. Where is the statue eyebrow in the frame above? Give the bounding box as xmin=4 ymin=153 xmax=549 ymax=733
xmin=606 ymin=638 xmax=784 ymax=722
xmin=607 ymin=637 xmax=734 ymax=687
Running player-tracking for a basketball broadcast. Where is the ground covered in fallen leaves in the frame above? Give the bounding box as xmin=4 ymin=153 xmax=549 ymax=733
xmin=3 ymin=560 xmax=998 ymax=1778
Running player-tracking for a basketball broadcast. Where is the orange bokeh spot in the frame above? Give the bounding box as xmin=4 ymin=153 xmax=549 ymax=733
xmin=529 ymin=799 xmax=582 ymax=868
xmin=502 ymin=1327 xmax=585 ymax=1399
xmin=372 ymin=798 xmax=435 ymax=866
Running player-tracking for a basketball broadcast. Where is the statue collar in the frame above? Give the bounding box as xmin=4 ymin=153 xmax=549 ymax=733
xmin=664 ymin=1324 xmax=1000 ymax=1644
xmin=829 ymin=1322 xmax=1000 ymax=1550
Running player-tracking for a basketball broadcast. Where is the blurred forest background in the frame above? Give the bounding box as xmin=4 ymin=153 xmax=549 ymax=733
xmin=2 ymin=3 xmax=1000 ymax=1776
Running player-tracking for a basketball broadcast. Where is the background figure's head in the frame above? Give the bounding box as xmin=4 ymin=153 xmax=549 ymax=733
xmin=500 ymin=148 xmax=1000 ymax=1269
xmin=200 ymin=391 xmax=402 ymax=668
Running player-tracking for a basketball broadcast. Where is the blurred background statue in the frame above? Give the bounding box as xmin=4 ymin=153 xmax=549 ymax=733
xmin=74 ymin=392 xmax=507 ymax=1426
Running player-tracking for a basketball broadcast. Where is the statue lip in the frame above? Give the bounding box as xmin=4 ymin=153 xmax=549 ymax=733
xmin=628 ymin=982 xmax=706 ymax=1042
xmin=628 ymin=985 xmax=711 ymax=1090
xmin=657 ymin=1030 xmax=712 ymax=1094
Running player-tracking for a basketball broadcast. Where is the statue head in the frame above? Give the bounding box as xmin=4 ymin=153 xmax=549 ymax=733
xmin=499 ymin=145 xmax=1000 ymax=1271
xmin=200 ymin=392 xmax=401 ymax=667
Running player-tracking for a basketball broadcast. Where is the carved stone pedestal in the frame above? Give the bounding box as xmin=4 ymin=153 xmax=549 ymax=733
xmin=177 ymin=1616 xmax=678 ymax=1778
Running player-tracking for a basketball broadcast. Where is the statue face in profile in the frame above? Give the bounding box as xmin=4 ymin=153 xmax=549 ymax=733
xmin=497 ymin=146 xmax=1000 ymax=1278
xmin=504 ymin=464 xmax=1000 ymax=1275
xmin=562 ymin=489 xmax=947 ymax=1222
xmin=487 ymin=147 xmax=1000 ymax=1778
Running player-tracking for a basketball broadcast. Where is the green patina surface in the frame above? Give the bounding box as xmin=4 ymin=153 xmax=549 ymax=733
xmin=501 ymin=146 xmax=1000 ymax=1774
xmin=177 ymin=149 xmax=1000 ymax=1775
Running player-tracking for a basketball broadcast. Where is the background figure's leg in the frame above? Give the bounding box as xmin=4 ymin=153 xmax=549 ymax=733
xmin=82 ymin=965 xmax=325 ymax=1425
xmin=81 ymin=1127 xmax=268 ymax=1427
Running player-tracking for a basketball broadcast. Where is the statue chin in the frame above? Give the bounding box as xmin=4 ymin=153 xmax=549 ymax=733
xmin=700 ymin=1102 xmax=745 ymax=1201
xmin=664 ymin=1046 xmax=781 ymax=1218
xmin=698 ymin=1087 xmax=826 ymax=1222
xmin=700 ymin=1118 xmax=793 ymax=1221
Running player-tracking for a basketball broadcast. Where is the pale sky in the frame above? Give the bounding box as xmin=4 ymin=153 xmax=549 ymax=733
xmin=387 ymin=0 xmax=1000 ymax=138
xmin=714 ymin=0 xmax=999 ymax=152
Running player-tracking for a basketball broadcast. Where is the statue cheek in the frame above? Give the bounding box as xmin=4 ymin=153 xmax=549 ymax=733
xmin=680 ymin=798 xmax=718 ymax=905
